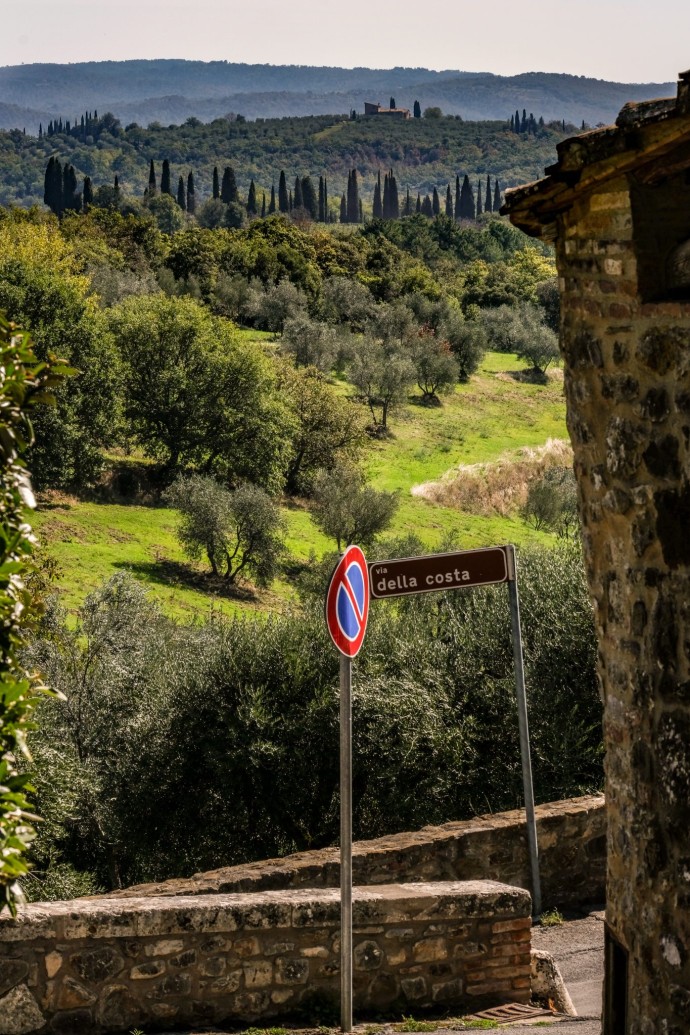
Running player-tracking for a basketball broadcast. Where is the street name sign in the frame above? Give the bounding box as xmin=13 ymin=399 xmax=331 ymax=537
xmin=369 ymin=545 xmax=509 ymax=599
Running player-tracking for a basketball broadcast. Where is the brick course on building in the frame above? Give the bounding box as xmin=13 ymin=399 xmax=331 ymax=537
xmin=504 ymin=69 xmax=690 ymax=1034
xmin=0 ymin=881 xmax=530 ymax=1034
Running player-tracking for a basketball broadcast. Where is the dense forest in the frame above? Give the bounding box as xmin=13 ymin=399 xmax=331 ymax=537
xmin=0 ymin=59 xmax=675 ymax=132
xmin=2 ymin=109 xmax=566 ymax=209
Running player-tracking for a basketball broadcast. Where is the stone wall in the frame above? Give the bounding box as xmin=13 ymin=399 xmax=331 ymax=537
xmin=0 ymin=881 xmax=531 ymax=1035
xmin=552 ymin=169 xmax=690 ymax=1028
xmin=116 ymin=795 xmax=606 ymax=911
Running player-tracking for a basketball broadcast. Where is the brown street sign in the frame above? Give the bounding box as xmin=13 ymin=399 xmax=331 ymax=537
xmin=368 ymin=545 xmax=510 ymax=599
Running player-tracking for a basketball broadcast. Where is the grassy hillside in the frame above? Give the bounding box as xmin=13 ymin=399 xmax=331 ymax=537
xmin=33 ymin=352 xmax=567 ymax=622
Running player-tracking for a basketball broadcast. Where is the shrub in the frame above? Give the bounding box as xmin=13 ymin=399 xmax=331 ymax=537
xmin=0 ymin=313 xmax=69 ymax=912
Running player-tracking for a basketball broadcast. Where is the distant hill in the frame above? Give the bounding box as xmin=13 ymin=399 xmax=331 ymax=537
xmin=0 ymin=60 xmax=676 ymax=134
xmin=0 ymin=112 xmax=564 ymax=210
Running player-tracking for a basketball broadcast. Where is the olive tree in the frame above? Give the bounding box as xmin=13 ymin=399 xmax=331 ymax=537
xmin=164 ymin=475 xmax=285 ymax=586
xmin=281 ymin=315 xmax=338 ymax=372
xmin=410 ymin=327 xmax=459 ymax=402
xmin=311 ymin=465 xmax=399 ymax=551
xmin=348 ymin=336 xmax=416 ymax=431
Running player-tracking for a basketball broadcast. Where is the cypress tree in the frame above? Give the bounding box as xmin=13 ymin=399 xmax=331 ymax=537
xmin=485 ymin=175 xmax=492 ymax=213
xmin=521 ymin=109 xmax=528 ymax=133
xmin=404 ymin=188 xmax=412 ymax=216
xmin=318 ymin=176 xmax=325 ymax=222
xmin=381 ymin=172 xmax=389 ymax=219
xmin=187 ymin=171 xmax=196 ymax=215
xmin=416 ymin=193 xmax=421 ymax=213
xmin=493 ymin=180 xmax=501 ymax=212
xmin=39 ymin=123 xmax=43 ymax=139
xmin=44 ymin=157 xmax=60 ymax=215
xmin=269 ymin=184 xmax=277 ymax=214
xmin=148 ymin=159 xmax=156 ymax=195
xmin=302 ymin=175 xmax=317 ymax=218
xmin=212 ymin=166 xmax=220 ymax=200
xmin=476 ymin=181 xmax=483 ymax=217
xmin=293 ymin=176 xmax=303 ymax=210
xmin=177 ymin=176 xmax=186 ymax=210
xmin=421 ymin=195 xmax=433 ymax=218
xmin=455 ymin=175 xmax=461 ymax=220
xmin=247 ymin=179 xmax=257 ymax=215
xmin=390 ymin=96 xmax=396 ymax=109
xmin=221 ymin=166 xmax=238 ymax=204
xmin=261 ymin=193 xmax=266 ymax=218
xmin=414 ymin=100 xmax=421 ymax=118
xmin=459 ymin=174 xmax=475 ymax=220
xmin=289 ymin=189 xmax=293 ymax=212
xmin=278 ymin=171 xmax=289 ymax=213
xmin=445 ymin=184 xmax=453 ymax=218
xmin=373 ymin=172 xmax=383 ymax=219
xmin=515 ymin=109 xmax=521 ymax=133
xmin=347 ymin=169 xmax=359 ymax=223
xmin=161 ymin=159 xmax=172 ymax=195
xmin=340 ymin=193 xmax=347 ymax=223
xmin=63 ymin=164 xmax=80 ymax=212
xmin=432 ymin=186 xmax=440 ymax=216
xmin=83 ymin=176 xmax=93 ymax=212
xmin=510 ymin=114 xmax=514 ymax=132
xmin=359 ymin=199 xmax=363 ymax=223
xmin=324 ymin=176 xmax=328 ymax=220
xmin=389 ymin=169 xmax=399 ymax=219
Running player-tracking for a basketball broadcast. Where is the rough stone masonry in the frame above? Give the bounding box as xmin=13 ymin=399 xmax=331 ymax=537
xmin=504 ymin=70 xmax=690 ymax=1033
xmin=0 ymin=881 xmax=531 ymax=1035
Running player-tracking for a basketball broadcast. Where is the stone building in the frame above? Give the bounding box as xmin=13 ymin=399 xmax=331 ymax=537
xmin=504 ymin=71 xmax=690 ymax=1032
xmin=363 ymin=102 xmax=411 ymax=119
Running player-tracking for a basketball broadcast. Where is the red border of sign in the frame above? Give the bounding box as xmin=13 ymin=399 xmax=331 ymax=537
xmin=325 ymin=545 xmax=370 ymax=657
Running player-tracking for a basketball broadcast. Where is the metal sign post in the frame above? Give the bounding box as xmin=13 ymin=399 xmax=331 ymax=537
xmin=367 ymin=544 xmax=542 ymax=918
xmin=506 ymin=545 xmax=542 ymax=917
xmin=325 ymin=545 xmax=370 ymax=1034
xmin=339 ymin=653 xmax=353 ymax=1033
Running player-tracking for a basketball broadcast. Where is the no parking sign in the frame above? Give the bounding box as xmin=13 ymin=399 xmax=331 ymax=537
xmin=325 ymin=545 xmax=370 ymax=657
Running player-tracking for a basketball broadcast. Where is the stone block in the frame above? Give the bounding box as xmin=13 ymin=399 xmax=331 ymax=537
xmin=275 ymin=957 xmax=309 ymax=984
xmin=45 ymin=952 xmax=62 ymax=979
xmin=71 ymin=946 xmax=124 ymax=983
xmin=0 ymin=958 xmax=29 ymax=997
xmin=401 ymin=976 xmax=427 ymax=1000
xmin=204 ymin=970 xmax=241 ymax=994
xmin=200 ymin=956 xmax=226 ymax=977
xmin=412 ymin=937 xmax=447 ymax=962
xmin=243 ymin=960 xmax=273 ymax=987
xmin=144 ymin=938 xmax=184 ymax=956
xmin=354 ymin=939 xmax=384 ymax=970
xmin=0 ymin=984 xmax=45 ymax=1034
xmin=130 ymin=960 xmax=165 ymax=979
xmin=55 ymin=977 xmax=96 ymax=1010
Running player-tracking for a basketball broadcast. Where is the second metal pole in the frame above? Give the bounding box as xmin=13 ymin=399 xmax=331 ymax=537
xmin=340 ymin=654 xmax=353 ymax=1032
xmin=506 ymin=545 xmax=542 ymax=918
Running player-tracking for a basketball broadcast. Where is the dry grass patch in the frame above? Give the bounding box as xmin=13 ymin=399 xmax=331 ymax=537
xmin=414 ymin=438 xmax=573 ymax=517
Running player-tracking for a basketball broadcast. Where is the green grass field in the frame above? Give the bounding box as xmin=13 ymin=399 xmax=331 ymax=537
xmin=33 ymin=351 xmax=568 ymax=622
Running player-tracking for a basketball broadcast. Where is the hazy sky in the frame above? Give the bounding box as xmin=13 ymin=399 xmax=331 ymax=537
xmin=3 ymin=0 xmax=689 ymax=83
